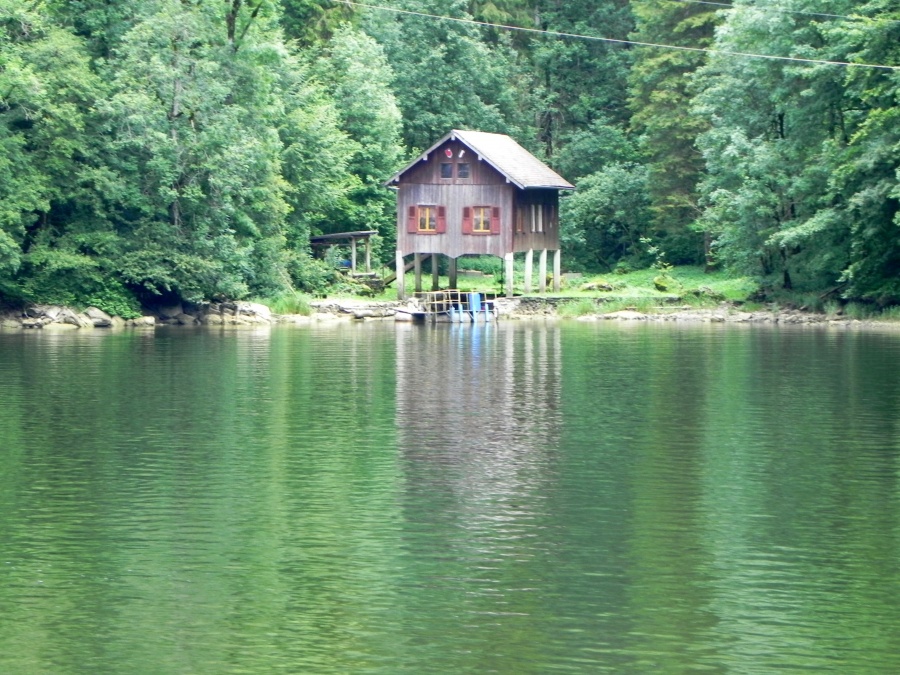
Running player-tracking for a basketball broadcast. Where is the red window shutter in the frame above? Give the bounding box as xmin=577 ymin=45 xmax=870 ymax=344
xmin=407 ymin=206 xmax=417 ymax=233
xmin=490 ymin=206 xmax=501 ymax=234
xmin=436 ymin=206 xmax=447 ymax=233
xmin=462 ymin=207 xmax=473 ymax=234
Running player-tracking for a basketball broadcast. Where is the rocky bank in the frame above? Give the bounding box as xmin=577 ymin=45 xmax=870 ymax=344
xmin=1 ymin=297 xmax=897 ymax=330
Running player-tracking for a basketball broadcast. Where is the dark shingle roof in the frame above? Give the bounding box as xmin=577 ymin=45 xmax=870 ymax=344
xmin=387 ymin=129 xmax=574 ymax=190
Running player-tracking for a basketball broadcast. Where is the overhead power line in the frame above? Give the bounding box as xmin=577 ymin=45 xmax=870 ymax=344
xmin=340 ymin=0 xmax=899 ymax=71
xmin=667 ymin=0 xmax=897 ymax=24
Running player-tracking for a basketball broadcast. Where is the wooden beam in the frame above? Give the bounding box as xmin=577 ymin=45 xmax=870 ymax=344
xmin=431 ymin=254 xmax=440 ymax=291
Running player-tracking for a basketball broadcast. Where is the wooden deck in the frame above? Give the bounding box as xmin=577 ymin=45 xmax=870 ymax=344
xmin=397 ymin=290 xmax=500 ymax=323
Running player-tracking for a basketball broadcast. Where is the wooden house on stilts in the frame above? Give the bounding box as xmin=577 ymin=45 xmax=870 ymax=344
xmin=387 ymin=130 xmax=574 ymax=299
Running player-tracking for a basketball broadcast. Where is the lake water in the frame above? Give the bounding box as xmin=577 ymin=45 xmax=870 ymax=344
xmin=1 ymin=321 xmax=899 ymax=673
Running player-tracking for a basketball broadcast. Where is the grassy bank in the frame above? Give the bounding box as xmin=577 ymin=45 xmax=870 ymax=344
xmin=252 ymin=264 xmax=900 ymax=323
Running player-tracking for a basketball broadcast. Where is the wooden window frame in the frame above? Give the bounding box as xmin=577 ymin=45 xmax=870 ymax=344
xmin=407 ymin=205 xmax=446 ymax=235
xmin=472 ymin=206 xmax=491 ymax=233
xmin=462 ymin=206 xmax=501 ymax=235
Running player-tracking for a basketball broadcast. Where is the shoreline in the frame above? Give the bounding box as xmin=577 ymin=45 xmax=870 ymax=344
xmin=2 ymin=297 xmax=898 ymax=331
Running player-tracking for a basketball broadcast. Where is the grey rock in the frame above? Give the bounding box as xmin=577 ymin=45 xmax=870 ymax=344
xmin=158 ymin=304 xmax=183 ymax=319
xmin=129 ymin=316 xmax=156 ymax=327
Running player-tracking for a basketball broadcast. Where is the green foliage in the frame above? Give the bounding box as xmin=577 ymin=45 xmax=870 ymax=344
xmin=561 ymin=163 xmax=653 ymax=271
xmin=457 ymin=255 xmax=502 ymax=275
xmin=362 ymin=0 xmax=532 ymax=150
xmin=280 ymin=0 xmax=358 ymax=47
xmin=2 ymin=0 xmax=900 ymax=310
xmin=530 ymin=0 xmax=635 ymax=157
xmin=628 ymin=0 xmax=719 ymax=264
xmin=315 ymin=25 xmax=403 ymax=244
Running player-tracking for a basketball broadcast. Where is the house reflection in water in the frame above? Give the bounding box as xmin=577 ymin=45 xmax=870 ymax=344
xmin=394 ymin=322 xmax=563 ymax=536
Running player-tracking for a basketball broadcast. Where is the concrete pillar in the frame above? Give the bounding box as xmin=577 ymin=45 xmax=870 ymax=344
xmin=539 ymin=249 xmax=548 ymax=294
xmin=414 ymin=253 xmax=423 ymax=293
xmin=504 ymin=252 xmax=515 ymax=298
xmin=449 ymin=257 xmax=458 ymax=289
xmin=365 ymin=237 xmax=372 ymax=273
xmin=396 ymin=250 xmax=406 ymax=300
xmin=431 ymin=254 xmax=440 ymax=291
xmin=524 ymin=249 xmax=533 ymax=294
xmin=350 ymin=238 xmax=357 ymax=274
xmin=553 ymin=249 xmax=561 ymax=292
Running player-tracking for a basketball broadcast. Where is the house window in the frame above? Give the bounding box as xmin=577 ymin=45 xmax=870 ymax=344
xmin=462 ymin=206 xmax=500 ymax=235
xmin=440 ymin=163 xmax=453 ymax=179
xmin=472 ymin=206 xmax=491 ymax=232
xmin=419 ymin=205 xmax=437 ymax=231
xmin=407 ymin=205 xmax=446 ymax=234
xmin=529 ymin=204 xmax=544 ymax=233
xmin=457 ymin=163 xmax=470 ymax=179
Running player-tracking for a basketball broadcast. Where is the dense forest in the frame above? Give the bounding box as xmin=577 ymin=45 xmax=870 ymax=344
xmin=1 ymin=0 xmax=899 ymax=315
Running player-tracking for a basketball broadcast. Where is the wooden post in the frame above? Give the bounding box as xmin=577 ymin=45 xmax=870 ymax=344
xmin=365 ymin=237 xmax=372 ymax=273
xmin=414 ymin=253 xmax=423 ymax=293
xmin=504 ymin=252 xmax=515 ymax=298
xmin=449 ymin=257 xmax=458 ymax=289
xmin=524 ymin=249 xmax=533 ymax=294
xmin=539 ymin=249 xmax=548 ymax=294
xmin=350 ymin=237 xmax=357 ymax=274
xmin=553 ymin=249 xmax=561 ymax=292
xmin=431 ymin=254 xmax=440 ymax=291
xmin=396 ymin=250 xmax=406 ymax=300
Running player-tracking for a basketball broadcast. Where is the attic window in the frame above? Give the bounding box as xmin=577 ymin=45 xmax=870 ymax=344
xmin=457 ymin=163 xmax=470 ymax=179
xmin=440 ymin=163 xmax=453 ymax=179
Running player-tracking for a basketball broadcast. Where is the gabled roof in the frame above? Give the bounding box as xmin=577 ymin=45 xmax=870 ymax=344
xmin=387 ymin=129 xmax=575 ymax=190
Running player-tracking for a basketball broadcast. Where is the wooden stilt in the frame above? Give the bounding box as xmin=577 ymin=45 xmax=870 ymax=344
xmin=414 ymin=253 xmax=423 ymax=293
xmin=504 ymin=252 xmax=515 ymax=298
xmin=449 ymin=257 xmax=458 ymax=289
xmin=365 ymin=238 xmax=372 ymax=273
xmin=539 ymin=249 xmax=548 ymax=294
xmin=350 ymin=238 xmax=357 ymax=274
xmin=432 ymin=254 xmax=440 ymax=291
xmin=553 ymin=249 xmax=561 ymax=292
xmin=524 ymin=249 xmax=533 ymax=294
xmin=396 ymin=250 xmax=406 ymax=300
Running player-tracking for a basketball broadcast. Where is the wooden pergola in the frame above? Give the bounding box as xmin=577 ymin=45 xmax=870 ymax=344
xmin=309 ymin=230 xmax=377 ymax=277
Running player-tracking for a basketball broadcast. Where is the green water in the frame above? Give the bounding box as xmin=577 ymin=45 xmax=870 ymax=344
xmin=1 ymin=322 xmax=899 ymax=673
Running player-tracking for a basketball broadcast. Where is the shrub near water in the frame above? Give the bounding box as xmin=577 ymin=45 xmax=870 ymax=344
xmin=257 ymin=292 xmax=313 ymax=316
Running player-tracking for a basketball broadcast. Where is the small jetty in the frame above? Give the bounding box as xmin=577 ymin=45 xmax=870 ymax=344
xmin=396 ymin=290 xmax=499 ymax=323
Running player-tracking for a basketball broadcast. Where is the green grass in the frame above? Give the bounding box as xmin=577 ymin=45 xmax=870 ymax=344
xmin=547 ymin=266 xmax=757 ymax=305
xmin=558 ymin=298 xmax=598 ymax=317
xmin=253 ymin=291 xmax=313 ymax=316
xmin=365 ymin=264 xmax=759 ymax=306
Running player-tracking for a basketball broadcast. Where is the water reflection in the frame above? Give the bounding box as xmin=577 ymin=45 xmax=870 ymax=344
xmin=1 ymin=323 xmax=900 ymax=673
xmin=394 ymin=322 xmax=564 ymax=671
